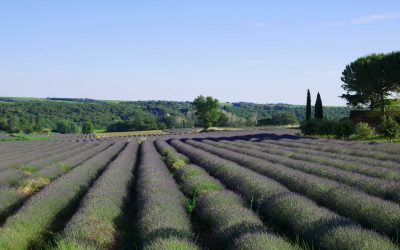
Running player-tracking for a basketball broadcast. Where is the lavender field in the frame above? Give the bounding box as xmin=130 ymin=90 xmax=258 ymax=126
xmin=0 ymin=129 xmax=399 ymax=250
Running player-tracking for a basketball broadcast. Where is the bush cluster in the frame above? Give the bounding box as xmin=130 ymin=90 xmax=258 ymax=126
xmin=302 ymin=117 xmax=400 ymax=141
xmin=300 ymin=119 xmax=354 ymax=139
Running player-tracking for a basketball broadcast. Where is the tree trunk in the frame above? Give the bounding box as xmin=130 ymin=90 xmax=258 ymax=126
xmin=380 ymin=93 xmax=385 ymax=117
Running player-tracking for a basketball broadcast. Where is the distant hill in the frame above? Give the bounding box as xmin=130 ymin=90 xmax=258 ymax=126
xmin=0 ymin=97 xmax=350 ymax=133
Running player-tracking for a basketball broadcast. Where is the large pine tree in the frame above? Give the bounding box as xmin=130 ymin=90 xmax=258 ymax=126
xmin=315 ymin=92 xmax=323 ymax=119
xmin=306 ymin=89 xmax=311 ymax=120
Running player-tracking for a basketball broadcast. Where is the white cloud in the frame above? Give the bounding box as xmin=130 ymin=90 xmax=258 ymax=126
xmin=321 ymin=13 xmax=398 ymax=27
xmin=352 ymin=14 xmax=398 ymax=24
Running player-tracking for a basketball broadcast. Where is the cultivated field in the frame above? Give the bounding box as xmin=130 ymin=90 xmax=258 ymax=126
xmin=0 ymin=129 xmax=399 ymax=249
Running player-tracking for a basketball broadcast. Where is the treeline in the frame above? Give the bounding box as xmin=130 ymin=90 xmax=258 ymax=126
xmin=0 ymin=98 xmax=350 ymax=134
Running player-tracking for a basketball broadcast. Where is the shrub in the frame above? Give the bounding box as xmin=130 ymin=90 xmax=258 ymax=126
xmin=301 ymin=119 xmax=355 ymax=139
xmin=378 ymin=117 xmax=400 ymax=141
xmin=354 ymin=122 xmax=375 ymax=140
xmin=300 ymin=119 xmax=321 ymax=135
xmin=333 ymin=119 xmax=354 ymax=139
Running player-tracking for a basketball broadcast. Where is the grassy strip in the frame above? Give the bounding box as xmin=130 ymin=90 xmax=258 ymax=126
xmin=54 ymin=141 xmax=138 ymax=249
xmin=135 ymin=141 xmax=199 ymax=249
xmin=189 ymin=139 xmax=400 ymax=242
xmin=0 ymin=134 xmax=51 ymax=141
xmin=156 ymin=139 xmax=298 ymax=250
xmin=170 ymin=139 xmax=398 ymax=250
xmin=0 ymin=142 xmax=126 ymax=250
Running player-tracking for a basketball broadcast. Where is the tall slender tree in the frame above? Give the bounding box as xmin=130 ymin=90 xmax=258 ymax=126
xmin=306 ymin=89 xmax=312 ymax=120
xmin=315 ymin=92 xmax=323 ymax=119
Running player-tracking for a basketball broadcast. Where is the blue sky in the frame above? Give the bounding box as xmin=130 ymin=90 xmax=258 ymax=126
xmin=0 ymin=1 xmax=399 ymax=105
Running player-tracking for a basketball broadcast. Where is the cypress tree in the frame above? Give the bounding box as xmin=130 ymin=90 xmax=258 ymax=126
xmin=306 ymin=89 xmax=312 ymax=120
xmin=315 ymin=92 xmax=323 ymax=119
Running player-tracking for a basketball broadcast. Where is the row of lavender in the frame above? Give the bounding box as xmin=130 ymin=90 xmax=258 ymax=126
xmin=170 ymin=139 xmax=399 ymax=249
xmin=0 ymin=129 xmax=399 ymax=249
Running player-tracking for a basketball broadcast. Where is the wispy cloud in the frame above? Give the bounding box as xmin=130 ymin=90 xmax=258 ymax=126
xmin=322 ymin=13 xmax=399 ymax=27
xmin=351 ymin=14 xmax=398 ymax=24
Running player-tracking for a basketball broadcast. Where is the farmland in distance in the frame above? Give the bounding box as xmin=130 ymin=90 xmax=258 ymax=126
xmin=0 ymin=128 xmax=399 ymax=250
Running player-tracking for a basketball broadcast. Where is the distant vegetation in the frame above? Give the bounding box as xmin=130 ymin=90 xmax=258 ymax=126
xmin=300 ymin=50 xmax=400 ymax=142
xmin=0 ymin=97 xmax=350 ymax=134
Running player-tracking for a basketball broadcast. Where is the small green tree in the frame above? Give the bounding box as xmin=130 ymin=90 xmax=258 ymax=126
xmin=378 ymin=117 xmax=400 ymax=142
xmin=306 ymin=89 xmax=312 ymax=120
xmin=193 ymin=95 xmax=220 ymax=130
xmin=82 ymin=121 xmax=95 ymax=134
xmin=315 ymin=92 xmax=323 ymax=119
xmin=333 ymin=119 xmax=355 ymax=140
xmin=354 ymin=122 xmax=375 ymax=140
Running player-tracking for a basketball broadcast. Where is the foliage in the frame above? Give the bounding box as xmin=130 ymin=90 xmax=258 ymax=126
xmin=301 ymin=119 xmax=355 ymax=139
xmin=332 ymin=119 xmax=355 ymax=139
xmin=106 ymin=115 xmax=158 ymax=132
xmin=55 ymin=120 xmax=80 ymax=134
xmin=354 ymin=122 xmax=375 ymax=140
xmin=306 ymin=89 xmax=312 ymax=120
xmin=377 ymin=116 xmax=400 ymax=141
xmin=81 ymin=121 xmax=94 ymax=134
xmin=314 ymin=92 xmax=323 ymax=119
xmin=341 ymin=51 xmax=400 ymax=114
xmin=0 ymin=98 xmax=350 ymax=134
xmin=258 ymin=112 xmax=298 ymax=126
xmin=193 ymin=96 xmax=220 ymax=130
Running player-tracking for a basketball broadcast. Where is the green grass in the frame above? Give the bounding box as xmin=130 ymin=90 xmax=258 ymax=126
xmin=0 ymin=133 xmax=51 ymax=141
xmin=21 ymin=165 xmax=38 ymax=175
